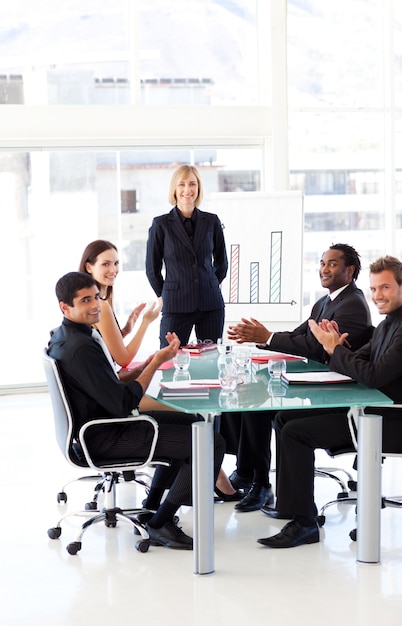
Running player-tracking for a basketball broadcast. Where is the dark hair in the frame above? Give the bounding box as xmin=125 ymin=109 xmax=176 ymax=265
xmin=78 ymin=239 xmax=118 ymax=302
xmin=370 ymin=255 xmax=402 ymax=284
xmin=55 ymin=272 xmax=96 ymax=306
xmin=329 ymin=243 xmax=361 ymax=280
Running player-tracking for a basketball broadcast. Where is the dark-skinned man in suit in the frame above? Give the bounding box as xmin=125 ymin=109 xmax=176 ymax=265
xmin=222 ymin=244 xmax=373 ymax=514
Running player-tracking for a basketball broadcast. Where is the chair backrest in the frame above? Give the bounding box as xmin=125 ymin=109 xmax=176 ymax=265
xmin=42 ymin=348 xmax=85 ymax=468
xmin=43 ymin=347 xmax=169 ymax=473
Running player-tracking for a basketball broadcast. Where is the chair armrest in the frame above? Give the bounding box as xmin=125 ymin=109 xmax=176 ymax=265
xmin=347 ymin=404 xmax=402 ymax=452
xmin=78 ymin=410 xmax=160 ymax=471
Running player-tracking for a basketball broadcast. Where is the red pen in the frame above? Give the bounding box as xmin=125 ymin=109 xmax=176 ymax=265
xmin=336 ymin=330 xmax=351 ymax=349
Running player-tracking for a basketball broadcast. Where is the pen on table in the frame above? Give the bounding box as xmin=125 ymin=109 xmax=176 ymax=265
xmin=336 ymin=330 xmax=351 ymax=349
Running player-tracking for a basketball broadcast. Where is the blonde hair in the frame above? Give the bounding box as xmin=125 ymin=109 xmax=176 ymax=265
xmin=168 ymin=165 xmax=203 ymax=207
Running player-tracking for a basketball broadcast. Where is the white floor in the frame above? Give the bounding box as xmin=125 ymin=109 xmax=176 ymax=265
xmin=2 ymin=392 xmax=402 ymax=626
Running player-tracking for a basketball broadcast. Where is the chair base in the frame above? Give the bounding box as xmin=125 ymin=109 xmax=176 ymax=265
xmin=48 ymin=472 xmax=155 ymax=554
xmin=314 ymin=466 xmax=357 ymax=496
xmin=317 ymin=494 xmax=402 ymax=530
xmin=56 ymin=470 xmax=153 ymax=508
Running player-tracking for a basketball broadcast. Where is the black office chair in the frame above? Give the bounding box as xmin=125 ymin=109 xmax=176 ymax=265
xmin=43 ymin=348 xmax=170 ymax=555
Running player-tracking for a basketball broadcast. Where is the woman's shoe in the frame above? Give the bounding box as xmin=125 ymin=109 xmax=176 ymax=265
xmin=214 ymin=487 xmax=244 ymax=502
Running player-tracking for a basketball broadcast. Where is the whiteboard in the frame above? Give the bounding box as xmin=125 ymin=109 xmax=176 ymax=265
xmin=207 ymin=191 xmax=304 ymax=323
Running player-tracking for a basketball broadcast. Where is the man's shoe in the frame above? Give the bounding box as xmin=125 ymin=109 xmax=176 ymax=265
xmin=228 ymin=470 xmax=252 ymax=491
xmin=257 ymin=520 xmax=319 ymax=548
xmin=260 ymin=505 xmax=293 ymax=520
xmin=146 ymin=521 xmax=193 ymax=550
xmin=135 ymin=512 xmax=180 ymax=526
xmin=133 ymin=512 xmax=179 ymax=535
xmin=235 ymin=483 xmax=274 ymax=512
xmin=134 ymin=512 xmax=154 ymax=526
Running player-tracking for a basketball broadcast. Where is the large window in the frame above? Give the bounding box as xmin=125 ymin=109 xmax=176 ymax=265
xmin=287 ymin=0 xmax=402 ymax=324
xmin=0 ymin=1 xmax=259 ymax=107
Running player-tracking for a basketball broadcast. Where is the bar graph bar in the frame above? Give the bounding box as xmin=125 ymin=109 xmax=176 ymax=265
xmin=229 ymin=244 xmax=239 ymax=303
xmin=269 ymin=231 xmax=282 ymax=303
xmin=250 ymin=262 xmax=259 ymax=303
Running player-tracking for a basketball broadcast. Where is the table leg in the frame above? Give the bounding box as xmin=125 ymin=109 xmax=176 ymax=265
xmin=192 ymin=419 xmax=215 ymax=575
xmin=355 ymin=409 xmax=382 ymax=563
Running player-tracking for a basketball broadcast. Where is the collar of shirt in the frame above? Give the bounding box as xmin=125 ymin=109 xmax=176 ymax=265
xmin=62 ymin=317 xmax=93 ymax=336
xmin=328 ymin=283 xmax=350 ymax=301
xmin=382 ymin=305 xmax=402 ymax=326
xmin=175 ymin=206 xmax=197 ymax=224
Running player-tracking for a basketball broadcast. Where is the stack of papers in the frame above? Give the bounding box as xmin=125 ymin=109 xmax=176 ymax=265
xmin=281 ymin=371 xmax=355 ymax=385
xmin=181 ymin=343 xmax=217 ymax=354
xmin=160 ymin=380 xmax=220 ymax=397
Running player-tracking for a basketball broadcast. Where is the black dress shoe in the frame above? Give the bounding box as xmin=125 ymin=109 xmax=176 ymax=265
xmin=133 ymin=512 xmax=180 ymax=534
xmin=257 ymin=520 xmax=319 ymax=548
xmin=260 ymin=505 xmax=293 ymax=520
xmin=146 ymin=521 xmax=193 ymax=550
xmin=214 ymin=487 xmax=244 ymax=502
xmin=235 ymin=483 xmax=275 ymax=512
xmin=228 ymin=470 xmax=252 ymax=491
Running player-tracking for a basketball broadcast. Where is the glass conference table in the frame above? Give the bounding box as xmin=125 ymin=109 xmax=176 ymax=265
xmin=145 ymin=351 xmax=393 ymax=575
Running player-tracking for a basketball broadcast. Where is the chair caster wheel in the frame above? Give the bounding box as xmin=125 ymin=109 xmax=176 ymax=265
xmin=349 ymin=528 xmax=357 ymax=541
xmin=136 ymin=539 xmax=150 ymax=553
xmin=47 ymin=526 xmax=62 ymax=539
xmin=316 ymin=515 xmax=325 ymax=527
xmin=67 ymin=541 xmax=82 ymax=555
xmin=85 ymin=501 xmax=97 ymax=510
xmin=337 ymin=492 xmax=349 ymax=499
xmin=348 ymin=480 xmax=358 ymax=491
xmin=57 ymin=491 xmax=67 ymax=504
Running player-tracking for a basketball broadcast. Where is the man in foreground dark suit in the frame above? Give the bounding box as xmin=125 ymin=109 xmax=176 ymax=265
xmin=48 ymin=271 xmax=225 ymax=550
xmin=257 ymin=255 xmax=402 ymax=548
xmin=223 ymin=244 xmax=373 ymax=513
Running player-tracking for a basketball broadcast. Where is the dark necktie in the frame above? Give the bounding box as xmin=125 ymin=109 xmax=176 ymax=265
xmin=317 ymin=295 xmax=331 ymax=321
xmin=183 ymin=218 xmax=194 ymax=240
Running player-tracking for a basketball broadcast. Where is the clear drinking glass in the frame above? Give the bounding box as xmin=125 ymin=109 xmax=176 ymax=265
xmin=218 ymin=362 xmax=238 ymax=392
xmin=173 ymin=350 xmax=191 ymax=372
xmin=234 ymin=347 xmax=252 ymax=370
xmin=268 ymin=358 xmax=286 ymax=379
xmin=217 ymin=337 xmax=233 ymax=355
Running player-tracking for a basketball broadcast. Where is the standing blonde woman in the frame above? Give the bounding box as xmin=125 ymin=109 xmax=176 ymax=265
xmin=146 ymin=165 xmax=228 ymax=348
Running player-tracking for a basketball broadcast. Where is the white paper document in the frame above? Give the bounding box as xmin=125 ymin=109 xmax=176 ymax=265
xmin=282 ymin=371 xmax=355 ymax=384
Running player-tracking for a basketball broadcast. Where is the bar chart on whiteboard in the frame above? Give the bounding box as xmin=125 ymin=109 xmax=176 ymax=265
xmin=208 ymin=191 xmax=304 ymax=323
